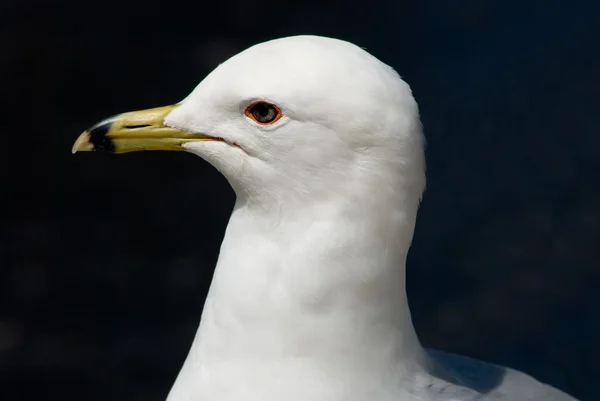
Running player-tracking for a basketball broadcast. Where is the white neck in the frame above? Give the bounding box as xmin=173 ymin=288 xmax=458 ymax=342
xmin=167 ymin=190 xmax=431 ymax=401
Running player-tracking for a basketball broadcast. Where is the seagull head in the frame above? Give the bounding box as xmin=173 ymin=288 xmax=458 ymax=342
xmin=73 ymin=38 xmax=432 ymax=396
xmin=73 ymin=35 xmax=425 ymax=209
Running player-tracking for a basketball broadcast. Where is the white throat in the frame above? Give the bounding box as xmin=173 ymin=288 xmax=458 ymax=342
xmin=167 ymin=184 xmax=430 ymax=400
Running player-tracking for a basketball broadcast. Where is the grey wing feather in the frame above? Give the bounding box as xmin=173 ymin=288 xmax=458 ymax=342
xmin=425 ymin=349 xmax=579 ymax=401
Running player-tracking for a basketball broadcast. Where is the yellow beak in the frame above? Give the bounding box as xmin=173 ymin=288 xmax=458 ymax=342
xmin=72 ymin=105 xmax=212 ymax=154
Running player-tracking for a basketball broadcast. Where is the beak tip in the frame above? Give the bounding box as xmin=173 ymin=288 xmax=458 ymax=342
xmin=72 ymin=131 xmax=93 ymax=154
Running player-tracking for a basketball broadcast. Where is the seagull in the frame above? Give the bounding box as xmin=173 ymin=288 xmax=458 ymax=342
xmin=72 ymin=35 xmax=578 ymax=401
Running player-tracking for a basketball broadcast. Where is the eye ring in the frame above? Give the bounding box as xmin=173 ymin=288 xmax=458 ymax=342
xmin=244 ymin=101 xmax=283 ymax=125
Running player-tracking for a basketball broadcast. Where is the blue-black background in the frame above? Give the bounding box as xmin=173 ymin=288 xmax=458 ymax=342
xmin=2 ymin=1 xmax=599 ymax=400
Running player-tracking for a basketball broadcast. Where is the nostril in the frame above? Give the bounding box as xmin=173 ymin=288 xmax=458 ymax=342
xmin=124 ymin=124 xmax=152 ymax=129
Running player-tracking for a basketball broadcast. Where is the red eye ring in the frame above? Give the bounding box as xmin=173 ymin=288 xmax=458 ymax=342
xmin=244 ymin=101 xmax=283 ymax=125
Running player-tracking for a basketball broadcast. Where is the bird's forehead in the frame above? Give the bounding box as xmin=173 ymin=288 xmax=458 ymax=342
xmin=190 ymin=38 xmax=383 ymax=106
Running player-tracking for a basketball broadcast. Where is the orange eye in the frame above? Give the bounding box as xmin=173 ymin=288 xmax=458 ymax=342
xmin=244 ymin=101 xmax=283 ymax=125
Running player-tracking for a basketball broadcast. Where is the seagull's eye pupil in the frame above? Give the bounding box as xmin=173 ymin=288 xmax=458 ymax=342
xmin=253 ymin=103 xmax=273 ymax=121
xmin=245 ymin=102 xmax=282 ymax=124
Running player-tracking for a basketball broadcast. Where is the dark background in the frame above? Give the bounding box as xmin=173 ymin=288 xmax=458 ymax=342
xmin=2 ymin=1 xmax=599 ymax=400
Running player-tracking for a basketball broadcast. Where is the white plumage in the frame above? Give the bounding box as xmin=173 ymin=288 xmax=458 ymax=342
xmin=94 ymin=35 xmax=581 ymax=401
